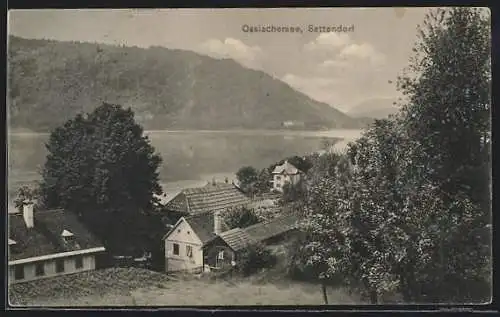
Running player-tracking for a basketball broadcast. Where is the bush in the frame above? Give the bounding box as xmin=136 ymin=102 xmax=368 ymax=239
xmin=235 ymin=244 xmax=277 ymax=276
xmin=224 ymin=207 xmax=260 ymax=230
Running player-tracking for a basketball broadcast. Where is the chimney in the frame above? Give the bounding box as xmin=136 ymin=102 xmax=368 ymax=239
xmin=212 ymin=177 xmax=216 ymax=186
xmin=23 ymin=199 xmax=35 ymax=229
xmin=225 ymin=177 xmax=229 ymax=184
xmin=213 ymin=210 xmax=222 ymax=235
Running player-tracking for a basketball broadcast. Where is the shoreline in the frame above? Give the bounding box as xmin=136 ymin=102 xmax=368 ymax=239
xmin=9 ymin=128 xmax=364 ymax=138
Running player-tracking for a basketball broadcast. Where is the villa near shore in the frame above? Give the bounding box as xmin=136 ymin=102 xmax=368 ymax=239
xmin=271 ymin=161 xmax=304 ymax=192
xmin=8 ymin=200 xmax=105 ymax=284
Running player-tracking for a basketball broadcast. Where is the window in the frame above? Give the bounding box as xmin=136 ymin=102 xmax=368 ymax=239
xmin=276 ymin=176 xmax=281 ymax=181
xmin=217 ymin=250 xmax=224 ymax=260
xmin=173 ymin=243 xmax=180 ymax=255
xmin=75 ymin=256 xmax=83 ymax=269
xmin=186 ymin=245 xmax=193 ymax=257
xmin=56 ymin=259 xmax=65 ymax=273
xmin=14 ymin=265 xmax=24 ymax=280
xmin=276 ymin=183 xmax=281 ymax=188
xmin=35 ymin=262 xmax=45 ymax=276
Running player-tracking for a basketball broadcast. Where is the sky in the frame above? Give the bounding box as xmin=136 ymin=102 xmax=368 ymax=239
xmin=8 ymin=8 xmax=430 ymax=112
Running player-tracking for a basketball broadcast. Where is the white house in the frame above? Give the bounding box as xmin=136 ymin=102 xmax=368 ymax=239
xmin=271 ymin=161 xmax=303 ymax=192
xmin=8 ymin=200 xmax=105 ymax=284
xmin=162 ymin=210 xmax=229 ymax=273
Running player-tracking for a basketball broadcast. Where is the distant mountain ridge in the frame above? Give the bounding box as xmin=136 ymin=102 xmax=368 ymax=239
xmin=8 ymin=36 xmax=367 ymax=132
xmin=347 ymin=97 xmax=399 ymax=119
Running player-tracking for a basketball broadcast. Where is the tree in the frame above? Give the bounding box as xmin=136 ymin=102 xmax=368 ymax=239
xmin=40 ymin=103 xmax=163 ymax=255
xmin=224 ymin=207 xmax=260 ymax=230
xmin=13 ymin=184 xmax=43 ymax=211
xmin=236 ymin=166 xmax=258 ymax=193
xmin=286 ymin=155 xmax=313 ymax=174
xmin=254 ymin=167 xmax=272 ymax=194
xmin=235 ymin=243 xmax=276 ymax=276
xmin=281 ymin=179 xmax=308 ymax=204
xmin=396 ymin=7 xmax=491 ymax=302
xmin=296 ymin=7 xmax=491 ymax=303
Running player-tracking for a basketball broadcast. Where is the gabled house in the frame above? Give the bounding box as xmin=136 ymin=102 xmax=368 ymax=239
xmin=163 ymin=183 xmax=252 ymax=216
xmin=203 ymin=214 xmax=300 ymax=270
xmin=271 ymin=161 xmax=303 ymax=192
xmin=162 ymin=210 xmax=230 ymax=273
xmin=8 ymin=200 xmax=105 ymax=284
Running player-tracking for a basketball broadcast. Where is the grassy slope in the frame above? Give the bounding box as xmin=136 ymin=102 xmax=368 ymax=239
xmin=9 ymin=268 xmax=362 ymax=306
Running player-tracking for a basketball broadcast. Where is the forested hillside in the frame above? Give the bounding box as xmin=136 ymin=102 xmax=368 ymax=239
xmin=8 ymin=36 xmax=365 ymax=132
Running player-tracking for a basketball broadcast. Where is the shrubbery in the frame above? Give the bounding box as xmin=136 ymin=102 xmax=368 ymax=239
xmin=224 ymin=207 xmax=260 ymax=230
xmin=235 ymin=244 xmax=277 ymax=276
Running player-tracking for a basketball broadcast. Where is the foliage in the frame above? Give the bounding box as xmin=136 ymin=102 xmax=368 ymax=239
xmin=253 ymin=168 xmax=273 ymax=194
xmin=40 ymin=103 xmax=163 ymax=255
xmin=13 ymin=184 xmax=43 ymax=211
xmin=281 ymin=178 xmax=308 ymax=204
xmin=296 ymin=8 xmax=491 ymax=304
xmin=224 ymin=207 xmax=260 ymax=230
xmin=236 ymin=166 xmax=259 ymax=193
xmin=235 ymin=243 xmax=277 ymax=276
xmin=394 ymin=7 xmax=491 ymax=302
xmin=8 ymin=36 xmax=364 ymax=132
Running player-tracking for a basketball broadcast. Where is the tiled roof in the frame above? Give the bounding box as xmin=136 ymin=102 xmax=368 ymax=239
xmin=8 ymin=209 xmax=104 ymax=261
xmin=243 ymin=215 xmax=299 ymax=243
xmin=164 ymin=183 xmax=251 ymax=215
xmin=184 ymin=212 xmax=230 ymax=245
xmin=218 ymin=228 xmax=255 ymax=251
xmin=272 ymin=161 xmax=301 ymax=175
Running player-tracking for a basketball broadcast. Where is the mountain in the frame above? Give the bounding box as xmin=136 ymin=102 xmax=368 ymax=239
xmin=347 ymin=97 xmax=399 ymax=119
xmin=7 ymin=36 xmax=366 ymax=132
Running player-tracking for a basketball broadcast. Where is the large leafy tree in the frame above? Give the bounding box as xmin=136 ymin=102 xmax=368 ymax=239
xmin=296 ymin=7 xmax=491 ymax=304
xmin=236 ymin=166 xmax=259 ymax=193
xmin=396 ymin=7 xmax=491 ymax=302
xmin=41 ymin=103 xmax=163 ymax=254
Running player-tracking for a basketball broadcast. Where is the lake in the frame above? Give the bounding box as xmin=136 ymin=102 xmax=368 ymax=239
xmin=7 ymin=129 xmax=363 ymax=202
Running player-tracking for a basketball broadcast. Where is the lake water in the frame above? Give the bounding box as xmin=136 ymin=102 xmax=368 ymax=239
xmin=7 ymin=129 xmax=363 ymax=202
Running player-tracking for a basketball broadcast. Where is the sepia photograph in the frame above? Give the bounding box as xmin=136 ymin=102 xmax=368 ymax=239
xmin=6 ymin=7 xmax=492 ymax=307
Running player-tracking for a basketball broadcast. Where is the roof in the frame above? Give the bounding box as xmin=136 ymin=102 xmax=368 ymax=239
xmin=153 ymin=192 xmax=179 ymax=206
xmin=61 ymin=229 xmax=74 ymax=237
xmin=164 ymin=183 xmax=251 ymax=215
xmin=163 ymin=211 xmax=230 ymax=245
xmin=218 ymin=228 xmax=255 ymax=251
xmin=272 ymin=161 xmax=301 ymax=175
xmin=243 ymin=215 xmax=299 ymax=243
xmin=8 ymin=209 xmax=105 ymax=262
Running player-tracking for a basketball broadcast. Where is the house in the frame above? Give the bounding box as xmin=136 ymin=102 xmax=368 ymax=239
xmin=271 ymin=161 xmax=303 ymax=192
xmin=162 ymin=210 xmax=230 ymax=273
xmin=163 ymin=183 xmax=252 ymax=216
xmin=282 ymin=120 xmax=305 ymax=128
xmin=244 ymin=215 xmax=299 ymax=246
xmin=203 ymin=214 xmax=300 ymax=270
xmin=8 ymin=200 xmax=105 ymax=284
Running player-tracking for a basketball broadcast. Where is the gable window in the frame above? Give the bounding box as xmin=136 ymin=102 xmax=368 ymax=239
xmin=75 ymin=256 xmax=83 ymax=269
xmin=173 ymin=243 xmax=180 ymax=255
xmin=56 ymin=259 xmax=65 ymax=273
xmin=35 ymin=262 xmax=45 ymax=276
xmin=186 ymin=245 xmax=193 ymax=257
xmin=14 ymin=265 xmax=24 ymax=280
